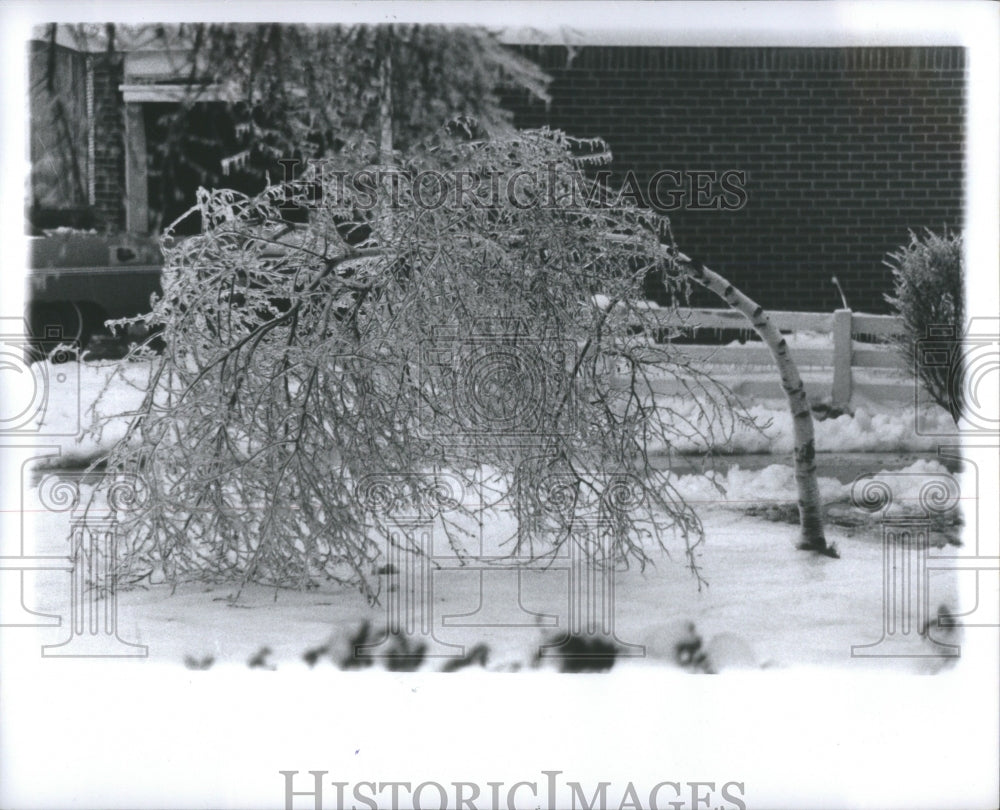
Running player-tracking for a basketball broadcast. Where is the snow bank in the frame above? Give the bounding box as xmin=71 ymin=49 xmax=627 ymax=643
xmin=666 ymin=458 xmax=955 ymax=515
xmin=667 ymin=462 xmax=846 ymax=508
xmin=649 ymin=393 xmax=954 ymax=455
xmin=32 ymin=357 xmax=954 ymax=464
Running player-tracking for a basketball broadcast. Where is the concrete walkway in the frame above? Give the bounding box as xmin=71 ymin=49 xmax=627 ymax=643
xmin=653 ymin=450 xmax=962 ymax=484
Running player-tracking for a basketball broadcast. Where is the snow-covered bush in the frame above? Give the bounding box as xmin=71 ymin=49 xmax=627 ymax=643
xmin=884 ymin=228 xmax=964 ymax=422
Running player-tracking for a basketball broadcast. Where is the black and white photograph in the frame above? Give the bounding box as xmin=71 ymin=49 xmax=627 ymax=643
xmin=1 ymin=2 xmax=998 ymax=808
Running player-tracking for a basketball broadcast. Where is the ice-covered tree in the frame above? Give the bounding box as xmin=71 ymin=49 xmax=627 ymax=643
xmin=78 ymin=23 xmax=839 ymax=590
xmin=94 ymin=129 xmax=776 ymax=595
xmin=38 ymin=22 xmax=551 ymax=231
xmin=141 ymin=23 xmax=551 ymax=229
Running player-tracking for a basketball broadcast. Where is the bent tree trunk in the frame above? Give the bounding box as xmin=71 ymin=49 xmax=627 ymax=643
xmin=674 ymin=253 xmax=838 ymax=558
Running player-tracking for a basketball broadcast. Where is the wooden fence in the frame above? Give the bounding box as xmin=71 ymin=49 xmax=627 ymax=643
xmin=611 ymin=307 xmax=911 ymax=407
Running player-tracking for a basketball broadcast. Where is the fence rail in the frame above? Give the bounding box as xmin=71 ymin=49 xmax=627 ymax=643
xmin=612 ymin=307 xmax=911 ymax=407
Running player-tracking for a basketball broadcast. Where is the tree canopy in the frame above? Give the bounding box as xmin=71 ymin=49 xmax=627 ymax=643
xmin=96 ymin=128 xmax=756 ymax=594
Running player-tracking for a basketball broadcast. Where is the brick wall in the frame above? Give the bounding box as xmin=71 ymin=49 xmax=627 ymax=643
xmin=90 ymin=52 xmax=126 ymax=232
xmin=506 ymin=46 xmax=965 ymax=314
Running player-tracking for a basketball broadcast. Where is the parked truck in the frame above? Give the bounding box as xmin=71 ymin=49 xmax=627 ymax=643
xmin=26 ymin=231 xmax=163 ymax=358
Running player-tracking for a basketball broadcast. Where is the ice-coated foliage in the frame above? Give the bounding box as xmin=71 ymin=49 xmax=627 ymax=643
xmin=94 ymin=129 xmax=757 ymax=595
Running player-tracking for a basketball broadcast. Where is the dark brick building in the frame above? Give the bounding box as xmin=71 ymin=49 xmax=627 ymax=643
xmin=505 ymin=45 xmax=965 ymax=313
xmin=31 ymin=40 xmax=965 ymax=315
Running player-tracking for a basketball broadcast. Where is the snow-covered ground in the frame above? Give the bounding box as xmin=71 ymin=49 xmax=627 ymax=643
xmin=9 ymin=357 xmax=970 ymax=675
xmin=18 ymin=463 xmax=963 ymax=674
xmin=4 ymin=352 xmax=994 ymax=810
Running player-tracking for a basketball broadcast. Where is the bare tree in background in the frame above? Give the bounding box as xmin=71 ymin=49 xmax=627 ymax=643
xmin=36 ymin=23 xmax=551 ymax=232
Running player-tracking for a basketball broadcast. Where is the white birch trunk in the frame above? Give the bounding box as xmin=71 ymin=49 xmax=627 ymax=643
xmin=676 ymin=253 xmax=837 ymax=557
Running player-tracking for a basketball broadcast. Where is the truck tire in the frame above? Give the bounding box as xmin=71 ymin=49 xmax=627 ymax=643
xmin=25 ymin=302 xmax=84 ymax=362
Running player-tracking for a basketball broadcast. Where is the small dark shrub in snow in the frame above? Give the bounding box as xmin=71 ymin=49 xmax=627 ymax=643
xmin=340 ymin=620 xmax=377 ymax=669
xmin=330 ymin=620 xmax=427 ymax=671
xmin=440 ymin=643 xmax=490 ymax=673
xmin=304 ymin=621 xmax=493 ymax=671
xmin=302 ymin=643 xmax=331 ymax=668
xmin=535 ymin=633 xmax=619 ymax=672
xmin=380 ymin=636 xmax=428 ymax=672
xmin=247 ymin=646 xmax=274 ymax=669
xmin=183 ymin=654 xmax=215 ymax=670
xmin=671 ymin=623 xmax=704 ymax=669
xmin=884 ymin=228 xmax=965 ymax=423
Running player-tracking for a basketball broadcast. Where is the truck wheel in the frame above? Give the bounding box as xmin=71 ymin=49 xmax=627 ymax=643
xmin=26 ymin=302 xmax=83 ymax=362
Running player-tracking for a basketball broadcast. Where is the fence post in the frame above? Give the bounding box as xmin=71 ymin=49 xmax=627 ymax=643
xmin=832 ymin=308 xmax=853 ymax=408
